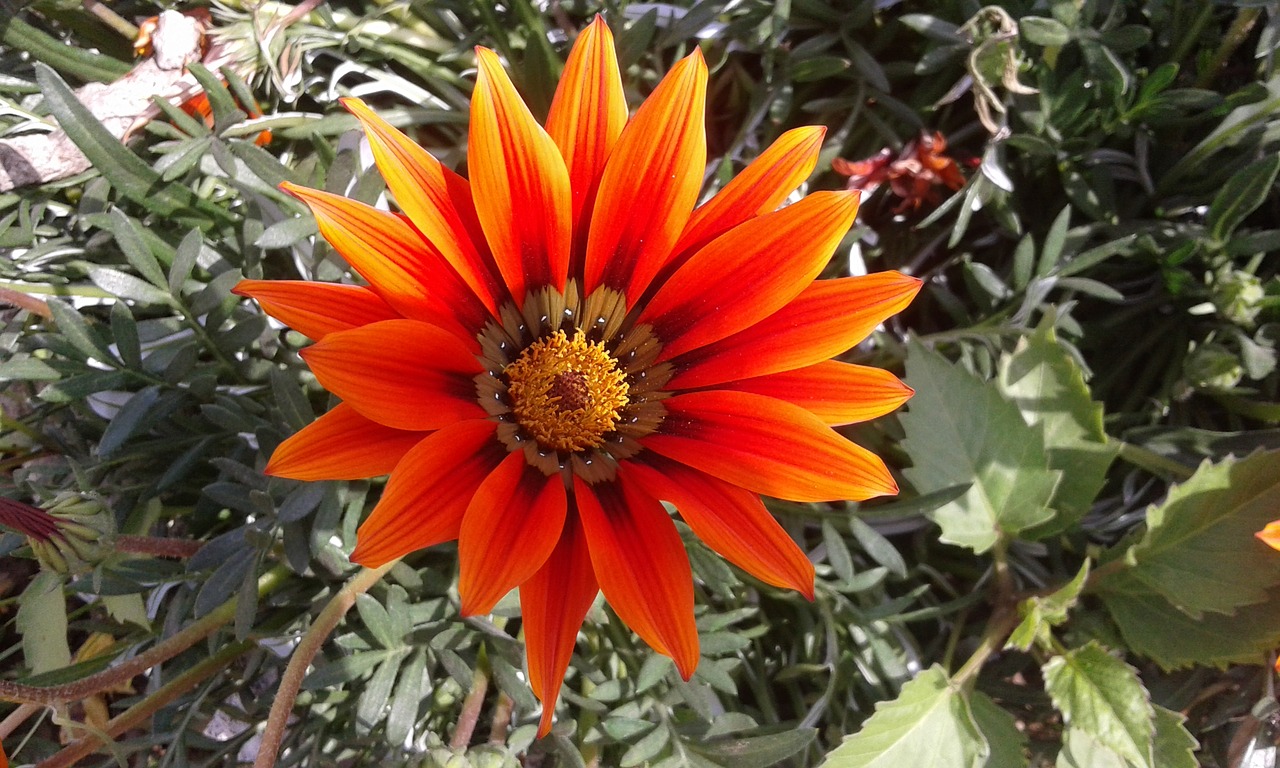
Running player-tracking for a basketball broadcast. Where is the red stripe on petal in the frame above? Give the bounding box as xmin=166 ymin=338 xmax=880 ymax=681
xmin=574 ymin=475 xmax=699 ymax=678
xmin=470 ymin=48 xmax=572 ymax=300
xmin=265 ymin=402 xmax=427 ymax=481
xmin=672 ymin=125 xmax=826 ymax=262
xmin=342 ymin=97 xmax=505 ymax=313
xmin=458 ymin=453 xmax=568 ymax=615
xmin=625 ymin=455 xmax=814 ymax=598
xmin=350 ymin=420 xmax=503 ymax=567
xmin=669 ymin=271 xmax=922 ymax=389
xmin=300 ymin=319 xmax=484 ymax=431
xmin=521 ymin=512 xmax=598 ymax=737
xmin=233 ymin=280 xmax=400 ymax=340
xmin=719 ymin=361 xmax=914 ymax=426
xmin=584 ymin=51 xmax=707 ymax=304
xmin=280 ymin=183 xmax=489 ymax=344
xmin=546 ymin=16 xmax=627 ymax=263
xmin=640 ymin=191 xmax=859 ymax=360
xmin=643 ymin=390 xmax=898 ymax=502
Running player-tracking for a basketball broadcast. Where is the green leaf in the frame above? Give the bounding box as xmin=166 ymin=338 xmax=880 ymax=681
xmin=47 ymin=299 xmax=113 ymax=363
xmin=170 ymin=229 xmax=203 ymax=296
xmin=818 ymin=666 xmax=986 ymax=768
xmin=1042 ymin=643 xmax=1154 ymax=767
xmin=969 ymin=691 xmax=1028 ymax=767
xmin=1056 ymin=728 xmax=1127 ymax=768
xmin=104 ymin=209 xmax=168 ymax=288
xmin=35 ymin=64 xmax=231 ymax=228
xmin=1008 ymin=561 xmax=1089 ymax=651
xmin=901 ymin=342 xmax=1061 ymax=553
xmin=89 ymin=266 xmax=174 ymax=306
xmin=102 ymin=593 xmax=150 ymax=630
xmin=2 ymin=17 xmax=130 ymax=83
xmin=386 ymin=649 xmax=426 ymax=745
xmin=998 ymin=320 xmax=1116 ymax=533
xmin=1020 ymin=17 xmax=1072 ymax=47
xmin=98 ymin=386 xmax=162 ymax=458
xmin=18 ymin=571 xmax=71 ymax=675
xmin=355 ymin=592 xmax=402 ymax=649
xmin=109 ymin=302 xmax=141 ymax=370
xmin=690 ymin=729 xmax=817 ymax=768
xmin=622 ymin=721 xmax=671 ymax=767
xmin=1207 ymin=153 xmax=1280 ymax=243
xmin=1104 ymin=451 xmax=1280 ymax=617
xmin=1151 ymin=706 xmax=1197 ymax=768
xmin=356 ymin=651 xmax=406 ymax=733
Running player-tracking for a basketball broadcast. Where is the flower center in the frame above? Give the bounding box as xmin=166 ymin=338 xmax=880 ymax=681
xmin=504 ymin=329 xmax=630 ymax=453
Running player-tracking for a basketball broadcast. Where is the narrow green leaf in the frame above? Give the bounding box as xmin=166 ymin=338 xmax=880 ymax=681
xmin=2 ymin=17 xmax=130 ymax=83
xmin=818 ymin=666 xmax=986 ymax=768
xmin=105 ymin=209 xmax=168 ymax=288
xmin=1102 ymin=451 xmax=1280 ymax=617
xmin=356 ymin=652 xmax=405 ymax=733
xmin=89 ymin=266 xmax=174 ymax=306
xmin=823 ymin=519 xmax=855 ymax=582
xmin=109 ymin=301 xmax=141 ymax=369
xmin=621 ymin=721 xmax=671 ymax=767
xmin=47 ymin=299 xmax=113 ymax=363
xmin=901 ymin=342 xmax=1061 ymax=553
xmin=256 ymin=216 xmax=319 ymax=250
xmin=17 ymin=571 xmax=71 ymax=675
xmin=1020 ymin=17 xmax=1072 ymax=47
xmin=0 ymin=356 xmax=62 ymax=381
xmin=386 ymin=649 xmax=426 ymax=745
xmin=98 ymin=386 xmax=161 ymax=458
xmin=690 ymin=729 xmax=817 ymax=768
xmin=170 ymin=229 xmax=203 ymax=296
xmin=849 ymin=518 xmax=907 ymax=578
xmin=1207 ymin=154 xmax=1280 ymax=242
xmin=1042 ymin=643 xmax=1154 ymax=768
xmin=355 ymin=593 xmax=401 ymax=649
xmin=186 ymin=63 xmax=248 ymax=133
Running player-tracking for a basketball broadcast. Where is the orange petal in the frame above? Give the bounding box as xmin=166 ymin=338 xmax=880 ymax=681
xmin=458 ymin=453 xmax=568 ymax=616
xmin=521 ymin=512 xmax=598 ymax=737
xmin=265 ymin=402 xmax=427 ymax=481
xmin=300 ymin=319 xmax=484 ymax=431
xmin=574 ymin=475 xmax=699 ymax=678
xmin=470 ymin=48 xmax=572 ymax=300
xmin=341 ymin=97 xmax=505 ymax=313
xmin=643 ymin=390 xmax=897 ymax=502
xmin=583 ymin=51 xmax=707 ymax=304
xmin=350 ymin=420 xmax=504 ymax=567
xmin=1258 ymin=521 xmax=1280 ymax=552
xmin=545 ymin=16 xmax=627 ymax=251
xmin=639 ymin=191 xmax=859 ymax=360
xmin=624 ymin=455 xmax=814 ymax=598
xmin=279 ymin=183 xmax=489 ymax=343
xmin=719 ymin=361 xmax=914 ymax=426
xmin=233 ymin=280 xmax=400 ymax=340
xmin=669 ymin=271 xmax=923 ymax=389
xmin=671 ymin=126 xmax=826 ymax=261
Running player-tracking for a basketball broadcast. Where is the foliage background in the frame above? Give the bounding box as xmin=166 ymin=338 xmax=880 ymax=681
xmin=2 ymin=0 xmax=1280 ymax=766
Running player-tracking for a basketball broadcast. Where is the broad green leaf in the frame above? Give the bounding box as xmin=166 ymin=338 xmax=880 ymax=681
xmin=1098 ymin=580 xmax=1280 ymax=668
xmin=902 ymin=342 xmax=1061 ymax=553
xmin=1042 ymin=643 xmax=1154 ymax=767
xmin=1106 ymin=451 xmax=1280 ymax=617
xmin=18 ymin=571 xmax=71 ymax=674
xmin=690 ymin=728 xmax=817 ymax=768
xmin=102 ymin=593 xmax=150 ymax=629
xmin=998 ymin=319 xmax=1115 ymax=534
xmin=1151 ymin=706 xmax=1197 ymax=768
xmin=1008 ymin=561 xmax=1089 ymax=651
xmin=1056 ymin=728 xmax=1127 ymax=768
xmin=818 ymin=666 xmax=986 ymax=768
xmin=969 ymin=691 xmax=1028 ymax=768
xmin=1207 ymin=154 xmax=1280 ymax=243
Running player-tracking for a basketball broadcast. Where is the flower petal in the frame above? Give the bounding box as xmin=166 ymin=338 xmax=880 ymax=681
xmin=669 ymin=271 xmax=923 ymax=389
xmin=625 ymin=455 xmax=814 ymax=598
xmin=470 ymin=48 xmax=572 ymax=300
xmin=719 ymin=361 xmax=914 ymax=426
xmin=279 ymin=183 xmax=489 ymax=342
xmin=350 ymin=420 xmax=504 ymax=567
xmin=342 ymin=97 xmax=505 ymax=313
xmin=643 ymin=390 xmax=897 ymax=502
xmin=574 ymin=475 xmax=699 ymax=678
xmin=300 ymin=319 xmax=484 ymax=431
xmin=671 ymin=126 xmax=826 ymax=261
xmin=458 ymin=453 xmax=568 ymax=616
xmin=639 ymin=191 xmax=859 ymax=360
xmin=1258 ymin=521 xmax=1280 ymax=552
xmin=520 ymin=512 xmax=598 ymax=737
xmin=545 ymin=16 xmax=627 ymax=250
xmin=584 ymin=51 xmax=707 ymax=304
xmin=233 ymin=280 xmax=400 ymax=340
xmin=265 ymin=402 xmax=427 ymax=481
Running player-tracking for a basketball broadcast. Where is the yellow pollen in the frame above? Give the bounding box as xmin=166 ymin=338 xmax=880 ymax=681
xmin=504 ymin=329 xmax=630 ymax=452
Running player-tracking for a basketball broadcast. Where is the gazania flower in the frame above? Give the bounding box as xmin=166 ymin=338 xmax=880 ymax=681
xmin=235 ymin=17 xmax=920 ymax=735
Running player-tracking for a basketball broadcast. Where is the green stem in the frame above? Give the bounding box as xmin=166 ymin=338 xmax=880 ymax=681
xmin=1195 ymin=8 xmax=1261 ymax=89
xmin=0 ymin=565 xmax=289 ymax=706
xmin=36 ymin=641 xmax=253 ymax=768
xmin=451 ymin=659 xmax=490 ymax=749
xmin=1113 ymin=440 xmax=1196 ymax=480
xmin=951 ymin=607 xmax=1021 ymax=687
xmin=253 ymin=562 xmax=397 ymax=768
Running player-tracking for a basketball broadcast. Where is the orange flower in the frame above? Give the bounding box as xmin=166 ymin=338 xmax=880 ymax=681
xmin=235 ymin=17 xmax=920 ymax=735
xmin=833 ymin=131 xmax=967 ymax=214
xmin=1258 ymin=522 xmax=1280 ymax=551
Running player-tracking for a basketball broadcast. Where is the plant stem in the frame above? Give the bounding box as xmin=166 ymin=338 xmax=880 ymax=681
xmin=0 ymin=702 xmax=39 ymax=740
xmin=451 ymin=662 xmax=490 ymax=749
xmin=951 ymin=607 xmax=1021 ymax=687
xmin=114 ymin=534 xmax=203 ymax=559
xmin=253 ymin=562 xmax=396 ymax=768
xmin=1114 ymin=440 xmax=1196 ymax=480
xmin=1196 ymin=8 xmax=1261 ymax=89
xmin=488 ymin=692 xmax=514 ymax=744
xmin=36 ymin=641 xmax=253 ymax=768
xmin=0 ymin=564 xmax=289 ymax=706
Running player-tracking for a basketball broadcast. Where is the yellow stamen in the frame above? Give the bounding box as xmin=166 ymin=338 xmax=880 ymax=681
xmin=505 ymin=329 xmax=629 ymax=452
